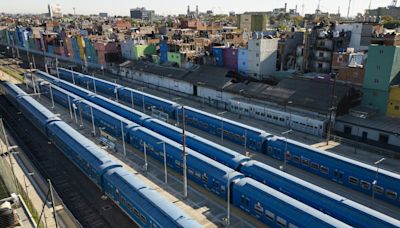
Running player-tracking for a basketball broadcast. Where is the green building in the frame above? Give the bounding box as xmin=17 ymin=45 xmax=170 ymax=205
xmin=167 ymin=52 xmax=183 ymax=67
xmin=237 ymin=13 xmax=269 ymax=32
xmin=362 ymin=45 xmax=400 ymax=114
xmin=132 ymin=44 xmax=157 ymax=60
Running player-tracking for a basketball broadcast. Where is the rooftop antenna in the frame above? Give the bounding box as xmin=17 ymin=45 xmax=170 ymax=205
xmin=347 ymin=0 xmax=351 ymax=18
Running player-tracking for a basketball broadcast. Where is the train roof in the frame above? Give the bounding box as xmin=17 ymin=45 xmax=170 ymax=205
xmin=134 ymin=126 xmax=240 ymax=179
xmin=242 ymin=161 xmax=400 ymax=225
xmin=119 ymin=86 xmax=179 ymax=107
xmin=182 ymin=106 xmax=271 ymax=136
xmin=270 ymin=136 xmax=400 ymax=180
xmin=234 ymin=177 xmax=351 ymax=227
xmin=145 ymin=118 xmax=250 ymax=164
xmin=48 ymin=121 xmax=120 ymax=171
xmin=2 ymin=81 xmax=25 ymax=96
xmin=105 ymin=168 xmax=201 ymax=227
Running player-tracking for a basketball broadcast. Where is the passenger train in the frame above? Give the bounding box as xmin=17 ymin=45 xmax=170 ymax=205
xmin=48 ymin=68 xmax=400 ymax=207
xmin=30 ymin=70 xmax=400 ymax=227
xmin=0 ymin=81 xmax=201 ymax=228
xmin=4 ymin=80 xmax=357 ymax=228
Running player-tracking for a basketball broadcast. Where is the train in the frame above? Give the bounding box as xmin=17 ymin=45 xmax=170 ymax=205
xmin=0 ymin=81 xmax=201 ymax=228
xmin=50 ymin=67 xmax=400 ymax=208
xmin=3 ymin=82 xmax=356 ymax=227
xmin=31 ymin=70 xmax=400 ymax=227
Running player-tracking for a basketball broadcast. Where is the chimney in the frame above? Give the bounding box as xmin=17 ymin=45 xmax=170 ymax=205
xmin=196 ymin=5 xmax=199 ymax=17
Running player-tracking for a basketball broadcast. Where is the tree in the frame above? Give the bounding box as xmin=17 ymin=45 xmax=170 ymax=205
xmin=384 ymin=20 xmax=400 ymax=29
xmin=381 ymin=15 xmax=394 ymax=23
xmin=292 ymin=16 xmax=304 ymax=27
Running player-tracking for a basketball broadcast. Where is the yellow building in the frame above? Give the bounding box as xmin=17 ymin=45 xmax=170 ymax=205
xmin=387 ymin=85 xmax=400 ymax=117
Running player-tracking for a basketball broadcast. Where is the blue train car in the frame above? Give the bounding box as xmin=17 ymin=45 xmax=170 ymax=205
xmin=266 ymin=136 xmax=400 ymax=206
xmin=118 ymin=87 xmax=179 ymax=118
xmin=38 ymin=81 xmax=81 ymax=109
xmin=103 ymin=168 xmax=201 ymax=228
xmin=232 ymin=177 xmax=351 ymax=228
xmin=240 ymin=161 xmax=400 ymax=227
xmin=17 ymin=95 xmax=61 ymax=134
xmin=143 ymin=118 xmax=250 ymax=170
xmin=89 ymin=94 xmax=148 ymax=124
xmin=46 ymin=121 xmax=122 ymax=187
xmin=74 ymin=99 xmax=138 ymax=140
xmin=81 ymin=76 xmax=122 ymax=98
xmin=57 ymin=68 xmax=85 ymax=85
xmin=126 ymin=126 xmax=244 ymax=200
xmin=1 ymin=82 xmax=25 ymax=106
xmin=181 ymin=106 xmax=270 ymax=151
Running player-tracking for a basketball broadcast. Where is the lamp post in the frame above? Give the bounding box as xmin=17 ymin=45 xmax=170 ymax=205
xmin=138 ymin=87 xmax=146 ymax=112
xmin=225 ymin=171 xmax=234 ymax=227
xmin=172 ymin=97 xmax=182 ymax=127
xmin=372 ymin=158 xmax=385 ymax=201
xmin=217 ymin=111 xmax=227 ymax=144
xmin=286 ymin=101 xmax=293 ymax=128
xmin=181 ymin=105 xmax=188 ymax=198
xmin=143 ymin=141 xmax=148 ymax=172
xmin=157 ymin=141 xmax=168 ymax=184
xmin=281 ymin=129 xmax=293 ymax=171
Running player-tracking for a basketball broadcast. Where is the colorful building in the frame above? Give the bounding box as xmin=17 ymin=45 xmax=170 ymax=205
xmin=387 ymin=85 xmax=400 ymax=117
xmin=362 ymin=45 xmax=400 ymax=114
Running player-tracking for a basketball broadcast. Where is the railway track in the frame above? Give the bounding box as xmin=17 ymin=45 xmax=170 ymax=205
xmin=0 ymin=93 xmax=135 ymax=228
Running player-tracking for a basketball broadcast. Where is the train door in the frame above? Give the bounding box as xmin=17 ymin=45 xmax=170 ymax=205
xmin=334 ymin=169 xmax=344 ymax=184
xmin=361 ymin=131 xmax=368 ymax=142
xmin=193 ymin=85 xmax=198 ymax=96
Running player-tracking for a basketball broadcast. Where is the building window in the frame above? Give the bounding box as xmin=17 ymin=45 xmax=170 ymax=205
xmin=395 ymin=105 xmax=399 ymax=111
xmin=256 ymin=63 xmax=259 ymax=67
xmin=319 ymin=52 xmax=324 ymax=57
xmin=376 ymin=65 xmax=381 ymax=70
xmin=379 ymin=49 xmax=384 ymax=54
xmin=373 ymin=79 xmax=379 ymax=84
xmin=318 ymin=63 xmax=323 ymax=69
xmin=256 ymin=53 xmax=259 ymax=57
xmin=256 ymin=42 xmax=259 ymax=46
xmin=379 ymin=134 xmax=389 ymax=144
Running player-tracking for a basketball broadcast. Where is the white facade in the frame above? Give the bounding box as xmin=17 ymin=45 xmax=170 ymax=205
xmin=247 ymin=38 xmax=279 ymax=80
xmin=336 ymin=23 xmax=363 ymax=51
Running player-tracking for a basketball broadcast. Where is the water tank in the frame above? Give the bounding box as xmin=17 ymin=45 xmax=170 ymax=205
xmin=0 ymin=202 xmax=15 ymax=227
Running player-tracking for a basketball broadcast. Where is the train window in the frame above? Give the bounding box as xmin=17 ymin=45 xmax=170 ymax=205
xmin=267 ymin=114 xmax=272 ymax=118
xmin=386 ymin=190 xmax=398 ymax=199
xmin=279 ymin=117 xmax=285 ymax=122
xmin=348 ymin=176 xmax=359 ymax=185
xmin=276 ymin=216 xmax=287 ymax=228
xmin=241 ymin=196 xmax=250 ymax=207
xmin=373 ymin=185 xmax=384 ymax=194
xmin=261 ymin=113 xmax=266 ymax=117
xmin=265 ymin=210 xmax=275 ymax=221
xmin=140 ymin=214 xmax=147 ymax=224
xmin=273 ymin=116 xmax=278 ymax=120
xmin=320 ymin=166 xmax=329 ymax=174
xmin=289 ymin=224 xmax=299 ymax=228
xmin=293 ymin=156 xmax=301 ymax=163
xmin=360 ymin=181 xmax=371 ymax=190
xmin=254 ymin=202 xmax=264 ymax=215
xmin=188 ymin=168 xmax=194 ymax=175
xmin=310 ymin=162 xmax=319 ymax=170
xmin=202 ymin=174 xmax=208 ymax=183
xmin=195 ymin=171 xmax=201 ymax=179
xmin=268 ymin=147 xmax=273 ymax=153
xmin=301 ymin=159 xmax=309 ymax=167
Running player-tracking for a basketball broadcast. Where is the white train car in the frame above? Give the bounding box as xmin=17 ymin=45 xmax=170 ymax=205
xmin=228 ymin=98 xmax=327 ymax=137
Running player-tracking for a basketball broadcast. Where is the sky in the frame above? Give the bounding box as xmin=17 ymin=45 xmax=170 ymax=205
xmin=0 ymin=0 xmax=395 ymax=16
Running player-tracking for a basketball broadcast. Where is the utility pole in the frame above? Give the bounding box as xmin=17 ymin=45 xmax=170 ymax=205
xmin=347 ymin=0 xmax=352 ymax=18
xmin=182 ymin=106 xmax=187 ymax=198
xmin=326 ymin=74 xmax=337 ymax=145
